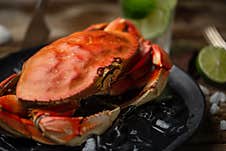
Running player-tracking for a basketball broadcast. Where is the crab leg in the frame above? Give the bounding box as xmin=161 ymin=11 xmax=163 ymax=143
xmin=0 ymin=74 xmax=19 ymax=96
xmin=0 ymin=74 xmax=18 ymax=88
xmin=0 ymin=110 xmax=54 ymax=144
xmin=32 ymin=107 xmax=120 ymax=146
xmin=0 ymin=96 xmax=53 ymax=144
xmin=0 ymin=74 xmax=120 ymax=145
xmin=0 ymin=94 xmax=95 ymax=145
xmin=0 ymin=93 xmax=85 ymax=145
xmin=0 ymin=74 xmax=72 ymax=145
xmin=133 ymin=44 xmax=172 ymax=106
xmin=128 ymin=68 xmax=169 ymax=107
xmin=0 ymin=74 xmax=25 ymax=115
xmin=0 ymin=95 xmax=27 ymax=117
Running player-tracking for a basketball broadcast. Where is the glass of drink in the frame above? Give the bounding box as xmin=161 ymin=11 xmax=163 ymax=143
xmin=120 ymin=0 xmax=177 ymax=53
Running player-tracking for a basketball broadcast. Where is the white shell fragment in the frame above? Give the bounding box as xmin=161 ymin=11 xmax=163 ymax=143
xmin=210 ymin=103 xmax=220 ymax=115
xmin=0 ymin=25 xmax=12 ymax=45
xmin=209 ymin=91 xmax=226 ymax=104
xmin=220 ymin=120 xmax=226 ymax=130
xmin=199 ymin=84 xmax=210 ymax=95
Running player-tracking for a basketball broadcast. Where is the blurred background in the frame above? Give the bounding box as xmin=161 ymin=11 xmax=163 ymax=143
xmin=0 ymin=0 xmax=226 ymax=150
xmin=0 ymin=0 xmax=226 ymax=69
xmin=0 ymin=0 xmax=225 ymax=61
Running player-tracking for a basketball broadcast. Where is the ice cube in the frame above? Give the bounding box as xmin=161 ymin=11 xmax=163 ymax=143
xmin=210 ymin=103 xmax=220 ymax=114
xmin=156 ymin=119 xmax=170 ymax=129
xmin=82 ymin=138 xmax=96 ymax=151
xmin=210 ymin=92 xmax=226 ymax=104
xmin=220 ymin=120 xmax=226 ymax=130
xmin=130 ymin=129 xmax=138 ymax=135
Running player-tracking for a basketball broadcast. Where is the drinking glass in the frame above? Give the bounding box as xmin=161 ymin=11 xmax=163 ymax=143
xmin=120 ymin=0 xmax=177 ymax=54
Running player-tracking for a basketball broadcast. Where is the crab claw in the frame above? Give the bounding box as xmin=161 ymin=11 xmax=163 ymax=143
xmin=0 ymin=94 xmax=54 ymax=144
xmin=0 ymin=110 xmax=54 ymax=144
xmin=130 ymin=68 xmax=169 ymax=107
xmin=130 ymin=44 xmax=172 ymax=107
xmin=119 ymin=42 xmax=172 ymax=108
xmin=151 ymin=44 xmax=172 ymax=70
xmin=34 ymin=107 xmax=120 ymax=146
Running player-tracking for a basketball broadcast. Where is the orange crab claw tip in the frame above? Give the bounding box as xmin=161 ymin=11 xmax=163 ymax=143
xmin=151 ymin=44 xmax=172 ymax=69
xmin=38 ymin=107 xmax=120 ymax=146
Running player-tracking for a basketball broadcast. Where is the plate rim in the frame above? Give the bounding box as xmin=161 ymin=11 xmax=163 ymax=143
xmin=164 ymin=65 xmax=206 ymax=151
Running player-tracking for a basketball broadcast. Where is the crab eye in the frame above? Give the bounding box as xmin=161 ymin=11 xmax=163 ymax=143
xmin=97 ymin=67 xmax=105 ymax=76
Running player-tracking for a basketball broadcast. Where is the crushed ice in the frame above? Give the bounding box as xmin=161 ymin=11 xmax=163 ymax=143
xmin=82 ymin=137 xmax=96 ymax=151
xmin=210 ymin=103 xmax=220 ymax=115
xmin=207 ymin=90 xmax=226 ymax=130
xmin=155 ymin=119 xmax=170 ymax=129
xmin=210 ymin=91 xmax=226 ymax=104
xmin=220 ymin=120 xmax=226 ymax=130
xmin=209 ymin=91 xmax=226 ymax=115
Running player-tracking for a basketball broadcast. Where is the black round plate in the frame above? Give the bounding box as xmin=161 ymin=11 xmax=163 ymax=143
xmin=0 ymin=47 xmax=205 ymax=151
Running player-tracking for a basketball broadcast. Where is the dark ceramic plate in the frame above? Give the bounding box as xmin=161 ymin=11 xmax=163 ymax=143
xmin=0 ymin=46 xmax=205 ymax=151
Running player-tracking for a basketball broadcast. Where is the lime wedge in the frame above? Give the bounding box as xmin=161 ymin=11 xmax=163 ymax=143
xmin=196 ymin=46 xmax=226 ymax=83
xmin=122 ymin=0 xmax=177 ymax=39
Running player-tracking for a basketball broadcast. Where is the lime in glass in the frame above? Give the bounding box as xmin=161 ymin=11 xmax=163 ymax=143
xmin=121 ymin=0 xmax=177 ymax=52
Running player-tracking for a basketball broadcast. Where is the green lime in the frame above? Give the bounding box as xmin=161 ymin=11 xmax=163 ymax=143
xmin=122 ymin=0 xmax=177 ymax=39
xmin=196 ymin=46 xmax=226 ymax=83
xmin=121 ymin=0 xmax=155 ymax=19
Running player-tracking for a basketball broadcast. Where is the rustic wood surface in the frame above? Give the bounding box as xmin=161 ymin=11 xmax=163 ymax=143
xmin=0 ymin=0 xmax=226 ymax=150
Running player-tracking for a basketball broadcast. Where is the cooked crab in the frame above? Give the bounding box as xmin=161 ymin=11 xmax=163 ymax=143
xmin=0 ymin=18 xmax=172 ymax=146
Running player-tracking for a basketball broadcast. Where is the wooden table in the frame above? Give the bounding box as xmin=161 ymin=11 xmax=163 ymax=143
xmin=0 ymin=0 xmax=226 ymax=150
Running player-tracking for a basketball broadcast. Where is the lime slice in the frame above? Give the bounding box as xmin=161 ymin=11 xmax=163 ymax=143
xmin=196 ymin=46 xmax=226 ymax=83
xmin=122 ymin=0 xmax=177 ymax=39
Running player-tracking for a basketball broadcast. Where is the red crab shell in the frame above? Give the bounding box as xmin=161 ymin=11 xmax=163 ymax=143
xmin=17 ymin=25 xmax=139 ymax=102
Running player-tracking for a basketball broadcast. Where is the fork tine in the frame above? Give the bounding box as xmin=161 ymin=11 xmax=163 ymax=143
xmin=204 ymin=27 xmax=217 ymax=46
xmin=211 ymin=27 xmax=226 ymax=47
xmin=204 ymin=26 xmax=226 ymax=49
xmin=207 ymin=27 xmax=223 ymax=46
xmin=205 ymin=27 xmax=220 ymax=46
